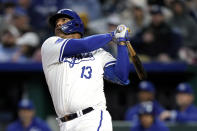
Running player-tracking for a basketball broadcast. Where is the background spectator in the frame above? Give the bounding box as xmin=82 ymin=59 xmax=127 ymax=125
xmin=131 ymin=5 xmax=181 ymax=62
xmin=131 ymin=101 xmax=169 ymax=131
xmin=185 ymin=0 xmax=197 ymax=23
xmin=13 ymin=32 xmax=40 ymax=62
xmin=123 ymin=0 xmax=150 ymax=35
xmin=125 ymin=81 xmax=164 ymax=123
xmin=160 ymin=83 xmax=197 ymax=123
xmin=169 ymin=0 xmax=197 ymax=64
xmin=12 ymin=7 xmax=31 ymax=34
xmin=6 ymin=99 xmax=51 ymax=131
xmin=62 ymin=0 xmax=102 ymax=21
xmin=0 ymin=27 xmax=19 ymax=62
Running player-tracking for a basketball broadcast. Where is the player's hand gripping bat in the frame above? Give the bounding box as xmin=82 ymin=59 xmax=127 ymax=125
xmin=118 ymin=26 xmax=147 ymax=80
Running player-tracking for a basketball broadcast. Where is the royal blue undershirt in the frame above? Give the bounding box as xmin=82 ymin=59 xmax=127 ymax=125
xmin=62 ymin=33 xmax=130 ymax=85
xmin=63 ymin=34 xmax=113 ymax=57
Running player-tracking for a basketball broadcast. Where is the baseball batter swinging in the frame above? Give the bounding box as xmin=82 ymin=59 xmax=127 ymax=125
xmin=41 ymin=9 xmax=131 ymax=131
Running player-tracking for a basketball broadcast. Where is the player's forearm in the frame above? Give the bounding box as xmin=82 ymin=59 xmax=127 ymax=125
xmin=62 ymin=34 xmax=112 ymax=57
xmin=114 ymin=45 xmax=130 ymax=84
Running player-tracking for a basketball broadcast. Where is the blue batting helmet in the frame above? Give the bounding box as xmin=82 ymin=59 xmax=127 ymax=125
xmin=49 ymin=9 xmax=84 ymax=36
xmin=176 ymin=82 xmax=194 ymax=94
xmin=139 ymin=81 xmax=155 ymax=93
xmin=18 ymin=99 xmax=34 ymax=110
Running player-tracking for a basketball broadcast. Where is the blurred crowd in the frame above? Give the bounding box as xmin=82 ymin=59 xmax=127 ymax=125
xmin=0 ymin=0 xmax=197 ymax=64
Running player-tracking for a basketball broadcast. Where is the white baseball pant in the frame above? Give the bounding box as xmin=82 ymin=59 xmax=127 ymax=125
xmin=58 ymin=109 xmax=113 ymax=131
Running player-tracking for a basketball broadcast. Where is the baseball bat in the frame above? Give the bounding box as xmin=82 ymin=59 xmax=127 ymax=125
xmin=120 ymin=41 xmax=147 ymax=80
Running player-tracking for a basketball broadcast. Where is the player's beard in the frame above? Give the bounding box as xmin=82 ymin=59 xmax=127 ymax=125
xmin=55 ymin=27 xmax=67 ymax=38
xmin=55 ymin=27 xmax=81 ymax=39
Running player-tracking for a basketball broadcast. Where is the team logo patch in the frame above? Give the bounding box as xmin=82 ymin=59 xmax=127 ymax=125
xmin=63 ymin=53 xmax=95 ymax=68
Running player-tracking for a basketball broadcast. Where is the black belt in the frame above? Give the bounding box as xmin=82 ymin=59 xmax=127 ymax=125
xmin=60 ymin=107 xmax=94 ymax=122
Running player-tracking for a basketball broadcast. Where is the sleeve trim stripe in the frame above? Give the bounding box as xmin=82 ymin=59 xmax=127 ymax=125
xmin=59 ymin=39 xmax=69 ymax=62
xmin=104 ymin=61 xmax=116 ymax=68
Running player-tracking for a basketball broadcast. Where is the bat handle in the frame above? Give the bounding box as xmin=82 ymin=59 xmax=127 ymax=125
xmin=120 ymin=41 xmax=136 ymax=56
xmin=126 ymin=41 xmax=136 ymax=56
xmin=120 ymin=41 xmax=147 ymax=80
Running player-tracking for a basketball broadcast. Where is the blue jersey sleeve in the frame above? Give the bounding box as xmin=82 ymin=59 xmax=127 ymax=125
xmin=176 ymin=111 xmax=197 ymax=122
xmin=104 ymin=44 xmax=130 ymax=85
xmin=62 ymin=33 xmax=112 ymax=57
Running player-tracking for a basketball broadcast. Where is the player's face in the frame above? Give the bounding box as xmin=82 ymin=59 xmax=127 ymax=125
xmin=176 ymin=93 xmax=194 ymax=108
xmin=55 ymin=17 xmax=81 ymax=39
xmin=55 ymin=17 xmax=71 ymax=37
xmin=56 ymin=17 xmax=71 ymax=28
xmin=140 ymin=114 xmax=154 ymax=128
xmin=138 ymin=91 xmax=154 ymax=102
xmin=18 ymin=109 xmax=35 ymax=125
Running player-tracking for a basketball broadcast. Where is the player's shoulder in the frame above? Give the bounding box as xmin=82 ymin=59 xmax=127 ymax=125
xmin=42 ymin=36 xmax=61 ymax=46
xmin=41 ymin=36 xmax=68 ymax=51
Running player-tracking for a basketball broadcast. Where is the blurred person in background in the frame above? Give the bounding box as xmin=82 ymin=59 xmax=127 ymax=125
xmin=17 ymin=0 xmax=44 ymax=30
xmin=63 ymin=0 xmax=102 ymax=21
xmin=13 ymin=32 xmax=39 ymax=62
xmin=107 ymin=14 xmax=121 ymax=32
xmin=131 ymin=5 xmax=181 ymax=62
xmin=130 ymin=5 xmax=150 ymax=35
xmin=102 ymin=14 xmax=121 ymax=57
xmin=100 ymin=0 xmax=127 ymax=15
xmin=125 ymin=81 xmax=164 ymax=122
xmin=185 ymin=0 xmax=197 ymax=23
xmin=160 ymin=82 xmax=197 ymax=123
xmin=6 ymin=99 xmax=51 ymax=131
xmin=0 ymin=27 xmax=19 ymax=62
xmin=79 ymin=12 xmax=96 ymax=36
xmin=121 ymin=0 xmax=150 ymax=36
xmin=0 ymin=2 xmax=18 ymax=35
xmin=131 ymin=101 xmax=169 ymax=131
xmin=2 ymin=2 xmax=16 ymax=26
xmin=169 ymin=0 xmax=197 ymax=64
xmin=12 ymin=7 xmax=31 ymax=34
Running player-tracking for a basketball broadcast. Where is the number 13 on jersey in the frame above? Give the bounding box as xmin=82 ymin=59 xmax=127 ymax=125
xmin=81 ymin=66 xmax=92 ymax=79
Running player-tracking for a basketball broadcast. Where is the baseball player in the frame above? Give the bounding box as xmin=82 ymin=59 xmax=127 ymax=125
xmin=131 ymin=101 xmax=169 ymax=131
xmin=160 ymin=83 xmax=197 ymax=122
xmin=6 ymin=99 xmax=51 ymax=131
xmin=125 ymin=81 xmax=164 ymax=122
xmin=41 ymin=9 xmax=131 ymax=131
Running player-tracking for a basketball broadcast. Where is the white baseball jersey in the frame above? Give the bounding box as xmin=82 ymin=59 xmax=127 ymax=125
xmin=41 ymin=36 xmax=116 ymax=117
